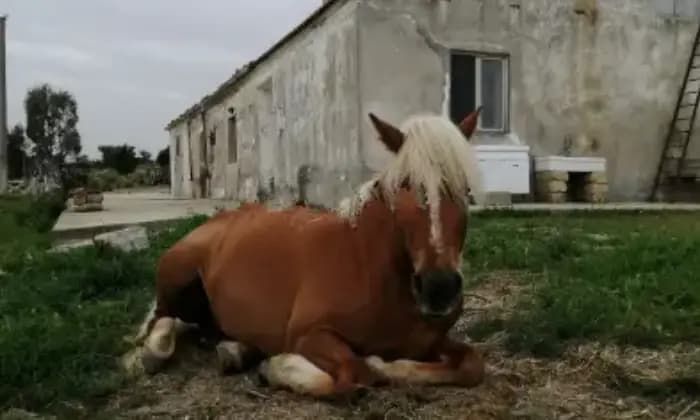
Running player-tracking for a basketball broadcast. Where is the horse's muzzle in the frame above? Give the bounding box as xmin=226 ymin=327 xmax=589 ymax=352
xmin=412 ymin=269 xmax=463 ymax=318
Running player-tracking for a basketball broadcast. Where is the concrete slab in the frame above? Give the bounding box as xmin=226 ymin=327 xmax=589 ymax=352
xmin=51 ymin=186 xmax=700 ymax=242
xmin=472 ymin=202 xmax=700 ymax=212
xmin=52 ymin=188 xmax=235 ymax=241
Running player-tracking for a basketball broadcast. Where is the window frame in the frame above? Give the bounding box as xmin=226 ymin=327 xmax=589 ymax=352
xmin=450 ymin=50 xmax=510 ymax=134
xmin=227 ymin=113 xmax=238 ymax=164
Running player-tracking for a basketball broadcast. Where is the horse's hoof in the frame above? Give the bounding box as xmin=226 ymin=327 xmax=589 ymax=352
xmin=216 ymin=342 xmax=244 ymax=375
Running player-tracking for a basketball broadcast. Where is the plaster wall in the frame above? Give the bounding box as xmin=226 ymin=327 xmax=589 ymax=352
xmin=357 ymin=0 xmax=700 ymax=201
xmin=170 ymin=0 xmax=363 ymax=207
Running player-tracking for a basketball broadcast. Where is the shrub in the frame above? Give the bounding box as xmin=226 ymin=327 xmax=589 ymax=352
xmin=13 ymin=191 xmax=67 ymax=233
xmin=86 ymin=168 xmax=120 ymax=191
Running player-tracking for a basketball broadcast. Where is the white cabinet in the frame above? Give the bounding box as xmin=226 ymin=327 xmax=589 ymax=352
xmin=474 ymin=145 xmax=531 ymax=194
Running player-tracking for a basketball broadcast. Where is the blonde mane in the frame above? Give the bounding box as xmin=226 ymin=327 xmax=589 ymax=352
xmin=338 ymin=114 xmax=483 ymax=247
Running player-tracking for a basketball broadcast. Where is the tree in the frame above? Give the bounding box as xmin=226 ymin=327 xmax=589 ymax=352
xmin=23 ymin=84 xmax=81 ymax=186
xmin=98 ymin=144 xmax=139 ymax=174
xmin=138 ymin=150 xmax=152 ymax=164
xmin=156 ymin=146 xmax=169 ymax=167
xmin=8 ymin=124 xmax=27 ymax=179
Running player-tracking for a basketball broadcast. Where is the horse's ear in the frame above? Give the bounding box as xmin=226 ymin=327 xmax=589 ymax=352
xmin=369 ymin=113 xmax=405 ymax=153
xmin=458 ymin=106 xmax=483 ymax=139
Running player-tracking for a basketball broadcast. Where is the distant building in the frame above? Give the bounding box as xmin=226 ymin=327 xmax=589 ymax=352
xmin=165 ymin=0 xmax=700 ymax=205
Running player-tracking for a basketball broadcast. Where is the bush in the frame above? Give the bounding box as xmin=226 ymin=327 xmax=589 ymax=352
xmin=86 ymin=168 xmax=120 ymax=191
xmin=120 ymin=164 xmax=162 ymax=187
xmin=86 ymin=165 xmax=163 ymax=191
xmin=13 ymin=191 xmax=67 ymax=233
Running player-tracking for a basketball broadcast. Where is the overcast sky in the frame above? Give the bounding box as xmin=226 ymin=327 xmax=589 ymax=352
xmin=2 ymin=0 xmax=321 ymax=158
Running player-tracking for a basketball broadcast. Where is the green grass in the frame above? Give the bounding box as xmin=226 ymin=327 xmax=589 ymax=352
xmin=2 ymin=202 xmax=700 ymax=415
xmin=464 ymin=211 xmax=700 ymax=357
xmin=0 ymin=203 xmax=208 ymax=415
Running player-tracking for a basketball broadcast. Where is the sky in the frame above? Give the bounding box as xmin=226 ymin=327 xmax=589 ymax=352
xmin=2 ymin=0 xmax=321 ymax=158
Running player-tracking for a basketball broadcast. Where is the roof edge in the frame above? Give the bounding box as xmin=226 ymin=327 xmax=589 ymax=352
xmin=164 ymin=0 xmax=344 ymax=131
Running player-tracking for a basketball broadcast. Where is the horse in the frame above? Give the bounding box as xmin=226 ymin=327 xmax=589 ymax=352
xmin=133 ymin=108 xmax=486 ymax=398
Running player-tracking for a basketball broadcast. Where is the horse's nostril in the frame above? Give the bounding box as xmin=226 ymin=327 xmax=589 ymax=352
xmin=452 ymin=272 xmax=463 ymax=291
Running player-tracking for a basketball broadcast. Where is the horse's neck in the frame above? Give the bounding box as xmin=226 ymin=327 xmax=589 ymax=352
xmin=350 ymin=199 xmax=413 ymax=285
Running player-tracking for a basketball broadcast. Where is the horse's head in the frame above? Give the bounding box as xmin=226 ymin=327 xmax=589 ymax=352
xmin=367 ymin=109 xmax=482 ymax=318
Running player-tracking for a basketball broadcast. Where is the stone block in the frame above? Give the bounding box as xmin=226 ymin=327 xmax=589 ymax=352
xmin=537 ymin=171 xmax=569 ymax=182
xmin=584 ymin=183 xmax=609 ymax=195
xmin=585 ymin=172 xmax=608 ymax=184
xmin=586 ymin=192 xmax=608 ymax=203
xmin=72 ymin=203 xmax=104 ymax=212
xmin=536 ymin=180 xmax=568 ymax=193
xmin=87 ymin=192 xmax=104 ymax=204
xmin=584 ymin=184 xmax=608 ymax=203
xmin=94 ymin=226 xmax=149 ymax=252
xmin=72 ymin=195 xmax=87 ymax=206
xmin=49 ymin=239 xmax=94 ymax=253
xmin=69 ymin=188 xmax=103 ymax=210
xmin=537 ymin=192 xmax=567 ymax=203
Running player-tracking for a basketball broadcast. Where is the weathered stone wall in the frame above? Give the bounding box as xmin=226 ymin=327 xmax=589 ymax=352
xmin=357 ymin=0 xmax=700 ymax=201
xmin=168 ymin=122 xmax=191 ymax=198
xmin=169 ymin=0 xmax=363 ymax=207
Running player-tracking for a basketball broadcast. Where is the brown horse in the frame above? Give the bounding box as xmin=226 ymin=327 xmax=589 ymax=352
xmin=134 ymin=109 xmax=486 ymax=398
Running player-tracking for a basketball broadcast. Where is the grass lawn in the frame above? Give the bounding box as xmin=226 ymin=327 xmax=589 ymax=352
xmin=0 ymin=194 xmax=209 ymax=414
xmin=0 ymin=204 xmax=699 ymax=417
xmin=464 ymin=211 xmax=700 ymax=357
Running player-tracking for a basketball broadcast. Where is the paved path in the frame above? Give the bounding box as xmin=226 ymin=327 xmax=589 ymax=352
xmin=52 ymin=187 xmax=700 ymax=241
xmin=471 ymin=202 xmax=700 ymax=212
xmin=52 ymin=188 xmax=235 ymax=241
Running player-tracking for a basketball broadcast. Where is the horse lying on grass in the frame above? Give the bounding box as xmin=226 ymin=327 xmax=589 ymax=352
xmin=133 ymin=109 xmax=486 ymax=398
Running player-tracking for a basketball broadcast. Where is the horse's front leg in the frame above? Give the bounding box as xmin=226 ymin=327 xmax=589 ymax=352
xmin=365 ymin=338 xmax=485 ymax=388
xmin=258 ymin=329 xmax=382 ymax=398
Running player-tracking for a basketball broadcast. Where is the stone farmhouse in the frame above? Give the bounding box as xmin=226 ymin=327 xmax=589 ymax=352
xmin=165 ymin=0 xmax=700 ymax=206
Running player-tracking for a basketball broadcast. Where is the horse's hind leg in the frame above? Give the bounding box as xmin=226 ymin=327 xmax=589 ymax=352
xmin=136 ymin=264 xmax=219 ymax=374
xmin=216 ymin=341 xmax=264 ymax=375
xmin=141 ymin=316 xmax=189 ymax=373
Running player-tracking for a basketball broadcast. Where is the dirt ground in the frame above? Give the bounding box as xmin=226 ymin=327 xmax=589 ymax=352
xmin=104 ymin=274 xmax=700 ymax=420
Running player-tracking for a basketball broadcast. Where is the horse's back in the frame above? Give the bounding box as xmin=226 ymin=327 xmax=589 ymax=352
xmin=156 ymin=204 xmax=265 ymax=287
xmin=202 ymin=205 xmax=348 ymax=354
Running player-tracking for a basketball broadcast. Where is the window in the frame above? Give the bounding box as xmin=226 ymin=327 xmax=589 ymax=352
xmin=175 ymin=135 xmax=181 ymax=156
xmin=450 ymin=52 xmax=509 ymax=132
xmin=227 ymin=115 xmax=238 ymax=163
xmin=208 ymin=129 xmax=216 ymax=165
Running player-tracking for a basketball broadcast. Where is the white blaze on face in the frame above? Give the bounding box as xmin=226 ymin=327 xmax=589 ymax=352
xmin=426 ymin=190 xmax=444 ymax=256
